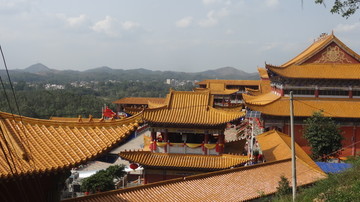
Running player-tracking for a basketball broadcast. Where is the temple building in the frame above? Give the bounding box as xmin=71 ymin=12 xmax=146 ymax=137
xmin=0 ymin=111 xmax=142 ymax=202
xmin=62 ymin=130 xmax=326 ymax=202
xmin=122 ymin=89 xmax=248 ymax=183
xmin=243 ymin=32 xmax=360 ymax=157
xmin=113 ymin=97 xmax=166 ymax=112
xmin=195 ymin=79 xmax=261 ymax=106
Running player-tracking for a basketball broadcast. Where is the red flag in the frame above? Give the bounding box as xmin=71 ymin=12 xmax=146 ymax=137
xmin=103 ymin=106 xmax=116 ymax=118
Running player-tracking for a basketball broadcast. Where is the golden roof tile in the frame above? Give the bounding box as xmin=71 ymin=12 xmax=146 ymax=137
xmin=242 ymin=91 xmax=280 ymax=105
xmin=257 ymin=130 xmax=324 ymax=174
xmin=194 ymin=87 xmax=239 ymax=95
xmin=0 ymin=111 xmax=142 ymax=179
xmin=126 ymin=90 xmax=245 ymax=127
xmin=196 ymin=79 xmax=261 ymax=86
xmin=119 ymin=151 xmax=249 ymax=170
xmin=257 ymin=67 xmax=269 ymax=79
xmin=244 ymin=96 xmax=360 ymax=118
xmin=63 ymin=158 xmax=326 ymax=202
xmin=113 ymin=97 xmax=166 ymax=105
xmin=267 ymin=63 xmax=360 ymax=79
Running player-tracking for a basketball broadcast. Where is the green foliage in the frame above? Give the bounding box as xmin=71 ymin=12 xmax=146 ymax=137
xmin=81 ymin=165 xmax=126 ymax=193
xmin=276 ymin=175 xmax=292 ymax=196
xmin=0 ymin=80 xmax=176 ymax=118
xmin=303 ymin=111 xmax=343 ymax=161
xmin=315 ymin=0 xmax=360 ymax=18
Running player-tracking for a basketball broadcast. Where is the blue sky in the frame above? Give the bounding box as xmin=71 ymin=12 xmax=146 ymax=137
xmin=1 ymin=0 xmax=360 ymax=72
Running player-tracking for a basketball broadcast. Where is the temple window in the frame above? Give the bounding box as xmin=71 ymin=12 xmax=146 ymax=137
xmin=186 ymin=133 xmax=204 ymax=144
xmin=319 ymin=90 xmax=348 ymax=96
xmin=168 ymin=133 xmax=182 ymax=143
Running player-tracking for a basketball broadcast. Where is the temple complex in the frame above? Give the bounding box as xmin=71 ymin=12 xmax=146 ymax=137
xmin=0 ymin=111 xmax=142 ymax=202
xmin=113 ymin=97 xmax=165 ymax=112
xmin=62 ymin=130 xmax=326 ymax=202
xmin=195 ymin=79 xmax=260 ymax=106
xmin=123 ymin=89 xmax=248 ymax=183
xmin=243 ymin=33 xmax=360 ymax=157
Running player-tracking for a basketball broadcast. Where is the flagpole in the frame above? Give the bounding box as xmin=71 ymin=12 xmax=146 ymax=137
xmin=290 ymin=91 xmax=297 ymax=201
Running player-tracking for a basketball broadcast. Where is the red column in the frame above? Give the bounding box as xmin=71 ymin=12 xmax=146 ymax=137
xmin=280 ymin=88 xmax=284 ymax=96
xmin=218 ymin=133 xmax=225 ymax=154
xmin=349 ymin=90 xmax=353 ymax=98
xmin=151 ymin=129 xmax=156 ymax=152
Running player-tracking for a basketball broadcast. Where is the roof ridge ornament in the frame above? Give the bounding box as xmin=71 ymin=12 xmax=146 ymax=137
xmin=316 ymin=33 xmax=329 ymax=42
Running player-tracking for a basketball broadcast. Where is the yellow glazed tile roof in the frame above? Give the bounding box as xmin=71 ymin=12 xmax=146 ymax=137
xmin=113 ymin=97 xmax=166 ymax=105
xmin=196 ymin=79 xmax=261 ymax=86
xmin=244 ymin=96 xmax=360 ymax=118
xmin=242 ymin=92 xmax=281 ymax=105
xmin=194 ymin=87 xmax=239 ymax=95
xmin=257 ymin=67 xmax=269 ymax=79
xmin=0 ymin=111 xmax=142 ymax=179
xmin=119 ymin=151 xmax=249 ymax=170
xmin=126 ymin=90 xmax=245 ymax=127
xmin=281 ymin=33 xmax=360 ymax=67
xmin=267 ymin=63 xmax=360 ymax=79
xmin=214 ymin=104 xmax=243 ymax=112
xmin=245 ymin=80 xmax=272 ymax=96
xmin=63 ymin=158 xmax=326 ymax=202
xmin=257 ymin=130 xmax=324 ymax=174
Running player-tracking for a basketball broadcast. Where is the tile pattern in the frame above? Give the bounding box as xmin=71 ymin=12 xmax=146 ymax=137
xmin=112 ymin=97 xmax=166 ymax=105
xmin=119 ymin=151 xmax=249 ymax=170
xmin=0 ymin=111 xmax=142 ymax=179
xmin=63 ymin=159 xmax=326 ymax=202
xmin=267 ymin=63 xmax=360 ymax=79
xmin=126 ymin=90 xmax=245 ymax=127
xmin=244 ymin=96 xmax=360 ymax=118
xmin=257 ymin=130 xmax=324 ymax=174
xmin=196 ymin=79 xmax=261 ymax=86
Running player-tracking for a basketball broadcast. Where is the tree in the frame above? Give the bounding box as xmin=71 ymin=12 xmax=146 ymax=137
xmin=81 ymin=165 xmax=126 ymax=193
xmin=276 ymin=175 xmax=292 ymax=196
xmin=315 ymin=0 xmax=360 ymax=18
xmin=303 ymin=111 xmax=343 ymax=161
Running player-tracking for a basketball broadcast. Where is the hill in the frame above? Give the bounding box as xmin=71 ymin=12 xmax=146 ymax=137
xmin=2 ymin=64 xmax=259 ymax=83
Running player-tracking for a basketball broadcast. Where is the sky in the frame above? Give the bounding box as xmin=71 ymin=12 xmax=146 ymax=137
xmin=1 ymin=0 xmax=360 ymax=73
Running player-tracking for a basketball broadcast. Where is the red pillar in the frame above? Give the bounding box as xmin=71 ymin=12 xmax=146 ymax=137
xmin=151 ymin=129 xmax=156 ymax=152
xmin=280 ymin=88 xmax=284 ymax=96
xmin=218 ymin=133 xmax=225 ymax=154
xmin=349 ymin=90 xmax=353 ymax=98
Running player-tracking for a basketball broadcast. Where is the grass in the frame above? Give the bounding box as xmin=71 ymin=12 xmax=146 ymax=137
xmin=268 ymin=157 xmax=360 ymax=202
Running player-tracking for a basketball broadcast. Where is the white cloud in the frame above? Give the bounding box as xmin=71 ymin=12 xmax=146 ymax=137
xmin=66 ymin=14 xmax=87 ymax=27
xmin=198 ymin=8 xmax=229 ymax=27
xmin=202 ymin=0 xmax=231 ymax=5
xmin=176 ymin=16 xmax=193 ymax=28
xmin=265 ymin=0 xmax=279 ymax=8
xmin=91 ymin=16 xmax=119 ymax=37
xmin=334 ymin=23 xmax=360 ymax=33
xmin=121 ymin=21 xmax=140 ymax=30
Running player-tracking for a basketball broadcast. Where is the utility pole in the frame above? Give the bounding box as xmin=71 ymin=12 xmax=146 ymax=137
xmin=290 ymin=91 xmax=297 ymax=201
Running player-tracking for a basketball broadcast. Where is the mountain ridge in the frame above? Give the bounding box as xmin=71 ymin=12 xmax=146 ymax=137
xmin=2 ymin=63 xmax=259 ymax=83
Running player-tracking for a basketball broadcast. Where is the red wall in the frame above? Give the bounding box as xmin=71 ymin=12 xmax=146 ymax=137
xmin=282 ymin=124 xmax=360 ymax=158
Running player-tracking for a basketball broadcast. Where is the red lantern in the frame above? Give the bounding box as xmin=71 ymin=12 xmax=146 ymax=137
xmin=129 ymin=163 xmax=138 ymax=170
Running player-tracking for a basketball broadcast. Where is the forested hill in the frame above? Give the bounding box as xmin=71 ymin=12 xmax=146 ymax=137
xmin=0 ymin=63 xmax=259 ymax=83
